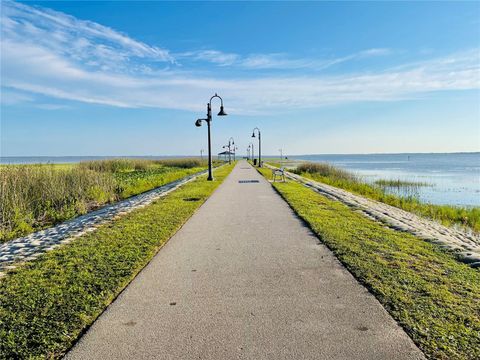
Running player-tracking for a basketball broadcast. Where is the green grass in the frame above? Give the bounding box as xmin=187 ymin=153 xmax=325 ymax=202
xmin=0 ymin=158 xmax=223 ymax=242
xmin=256 ymin=167 xmax=480 ymax=360
xmin=0 ymin=163 xmax=234 ymax=359
xmin=374 ymin=179 xmax=432 ymax=187
xmin=266 ymin=161 xmax=480 ymax=233
xmin=113 ymin=166 xmax=205 ymax=198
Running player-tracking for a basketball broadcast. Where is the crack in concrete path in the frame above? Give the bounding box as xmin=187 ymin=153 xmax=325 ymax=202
xmin=0 ymin=170 xmax=208 ymax=277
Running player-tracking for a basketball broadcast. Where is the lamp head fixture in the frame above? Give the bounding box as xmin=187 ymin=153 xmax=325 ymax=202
xmin=217 ymin=106 xmax=227 ymax=116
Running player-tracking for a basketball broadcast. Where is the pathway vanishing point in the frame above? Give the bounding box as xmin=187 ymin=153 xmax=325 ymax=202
xmin=66 ymin=160 xmax=425 ymax=360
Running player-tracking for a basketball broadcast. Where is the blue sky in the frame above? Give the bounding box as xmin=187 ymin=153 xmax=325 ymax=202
xmin=1 ymin=0 xmax=479 ymax=156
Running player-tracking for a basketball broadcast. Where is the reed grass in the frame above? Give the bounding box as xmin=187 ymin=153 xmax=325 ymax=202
xmin=78 ymin=158 xmax=204 ymax=172
xmin=279 ymin=161 xmax=480 ymax=232
xmin=374 ymin=179 xmax=432 ymax=187
xmin=154 ymin=158 xmax=203 ymax=168
xmin=0 ymin=158 xmax=211 ymax=242
xmin=0 ymin=165 xmax=116 ymax=241
xmin=78 ymin=158 xmax=150 ymax=172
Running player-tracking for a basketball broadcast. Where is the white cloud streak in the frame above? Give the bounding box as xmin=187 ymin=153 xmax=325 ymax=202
xmin=1 ymin=0 xmax=174 ymax=73
xmin=1 ymin=1 xmax=479 ymax=114
xmin=177 ymin=50 xmax=240 ymax=66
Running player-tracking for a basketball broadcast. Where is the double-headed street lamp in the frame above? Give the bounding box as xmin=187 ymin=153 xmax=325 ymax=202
xmin=195 ymin=93 xmax=227 ymax=181
xmin=251 ymin=127 xmax=261 ymax=167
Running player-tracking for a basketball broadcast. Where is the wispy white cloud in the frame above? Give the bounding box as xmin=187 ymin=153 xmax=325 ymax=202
xmin=1 ymin=0 xmax=479 ymax=114
xmin=1 ymin=0 xmax=174 ymax=74
xmin=176 ymin=48 xmax=393 ymax=70
xmin=238 ymin=48 xmax=393 ymax=70
xmin=177 ymin=50 xmax=240 ymax=66
xmin=1 ymin=89 xmax=35 ymax=105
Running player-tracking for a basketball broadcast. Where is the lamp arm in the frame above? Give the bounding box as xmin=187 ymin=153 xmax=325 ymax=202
xmin=209 ymin=93 xmax=224 ymax=107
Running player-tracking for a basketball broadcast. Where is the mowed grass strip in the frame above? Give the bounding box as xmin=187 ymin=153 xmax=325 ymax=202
xmin=0 ymin=164 xmax=234 ymax=359
xmin=257 ymin=168 xmax=480 ymax=360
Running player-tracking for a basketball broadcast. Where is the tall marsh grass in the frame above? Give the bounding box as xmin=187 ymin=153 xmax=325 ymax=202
xmin=289 ymin=161 xmax=480 ymax=233
xmin=0 ymin=158 xmax=211 ymax=242
xmin=78 ymin=159 xmax=150 ymax=172
xmin=78 ymin=158 xmax=203 ymax=172
xmin=0 ymin=165 xmax=116 ymax=241
xmin=296 ymin=162 xmax=358 ymax=182
xmin=155 ymin=158 xmax=203 ymax=168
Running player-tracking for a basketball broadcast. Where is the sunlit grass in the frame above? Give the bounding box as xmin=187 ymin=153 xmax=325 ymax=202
xmin=0 ymin=158 xmax=224 ymax=242
xmin=0 ymin=164 xmax=235 ymax=359
xmin=266 ymin=161 xmax=480 ymax=233
xmin=256 ymin=167 xmax=480 ymax=360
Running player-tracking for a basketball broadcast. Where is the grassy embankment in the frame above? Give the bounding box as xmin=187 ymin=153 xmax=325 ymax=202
xmin=256 ymin=166 xmax=479 ymax=360
xmin=0 ymin=158 xmax=220 ymax=242
xmin=0 ymin=163 xmax=234 ymax=359
xmin=267 ymin=161 xmax=480 ymax=233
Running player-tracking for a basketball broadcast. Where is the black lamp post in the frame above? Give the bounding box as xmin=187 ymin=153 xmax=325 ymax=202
xmin=249 ymin=142 xmax=254 ymax=163
xmin=195 ymin=93 xmax=227 ymax=181
xmin=252 ymin=127 xmax=261 ymax=167
xmin=228 ymin=137 xmax=235 ymax=162
xmin=222 ymin=142 xmax=232 ymax=164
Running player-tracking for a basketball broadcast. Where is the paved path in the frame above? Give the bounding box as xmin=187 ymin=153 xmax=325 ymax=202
xmin=0 ymin=170 xmax=207 ymax=277
xmin=66 ymin=161 xmax=424 ymax=360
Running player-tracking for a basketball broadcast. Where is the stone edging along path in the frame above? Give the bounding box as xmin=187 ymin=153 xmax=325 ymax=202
xmin=0 ymin=169 xmax=211 ymax=278
xmin=264 ymin=165 xmax=480 ymax=268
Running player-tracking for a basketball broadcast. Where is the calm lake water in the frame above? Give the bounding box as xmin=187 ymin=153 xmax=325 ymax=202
xmin=290 ymin=153 xmax=479 ymax=207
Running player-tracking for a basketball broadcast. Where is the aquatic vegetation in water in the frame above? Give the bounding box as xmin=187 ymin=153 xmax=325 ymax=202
xmin=276 ymin=161 xmax=480 ymax=233
xmin=374 ymin=179 xmax=433 ymax=200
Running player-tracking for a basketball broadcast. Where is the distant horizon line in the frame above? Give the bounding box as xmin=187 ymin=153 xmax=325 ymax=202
xmin=1 ymin=151 xmax=479 ymax=158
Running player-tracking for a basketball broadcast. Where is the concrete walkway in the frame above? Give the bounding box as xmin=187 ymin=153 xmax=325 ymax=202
xmin=66 ymin=161 xmax=424 ymax=360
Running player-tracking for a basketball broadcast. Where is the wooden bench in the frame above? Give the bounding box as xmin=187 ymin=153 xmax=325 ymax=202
xmin=272 ymin=167 xmax=286 ymax=182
